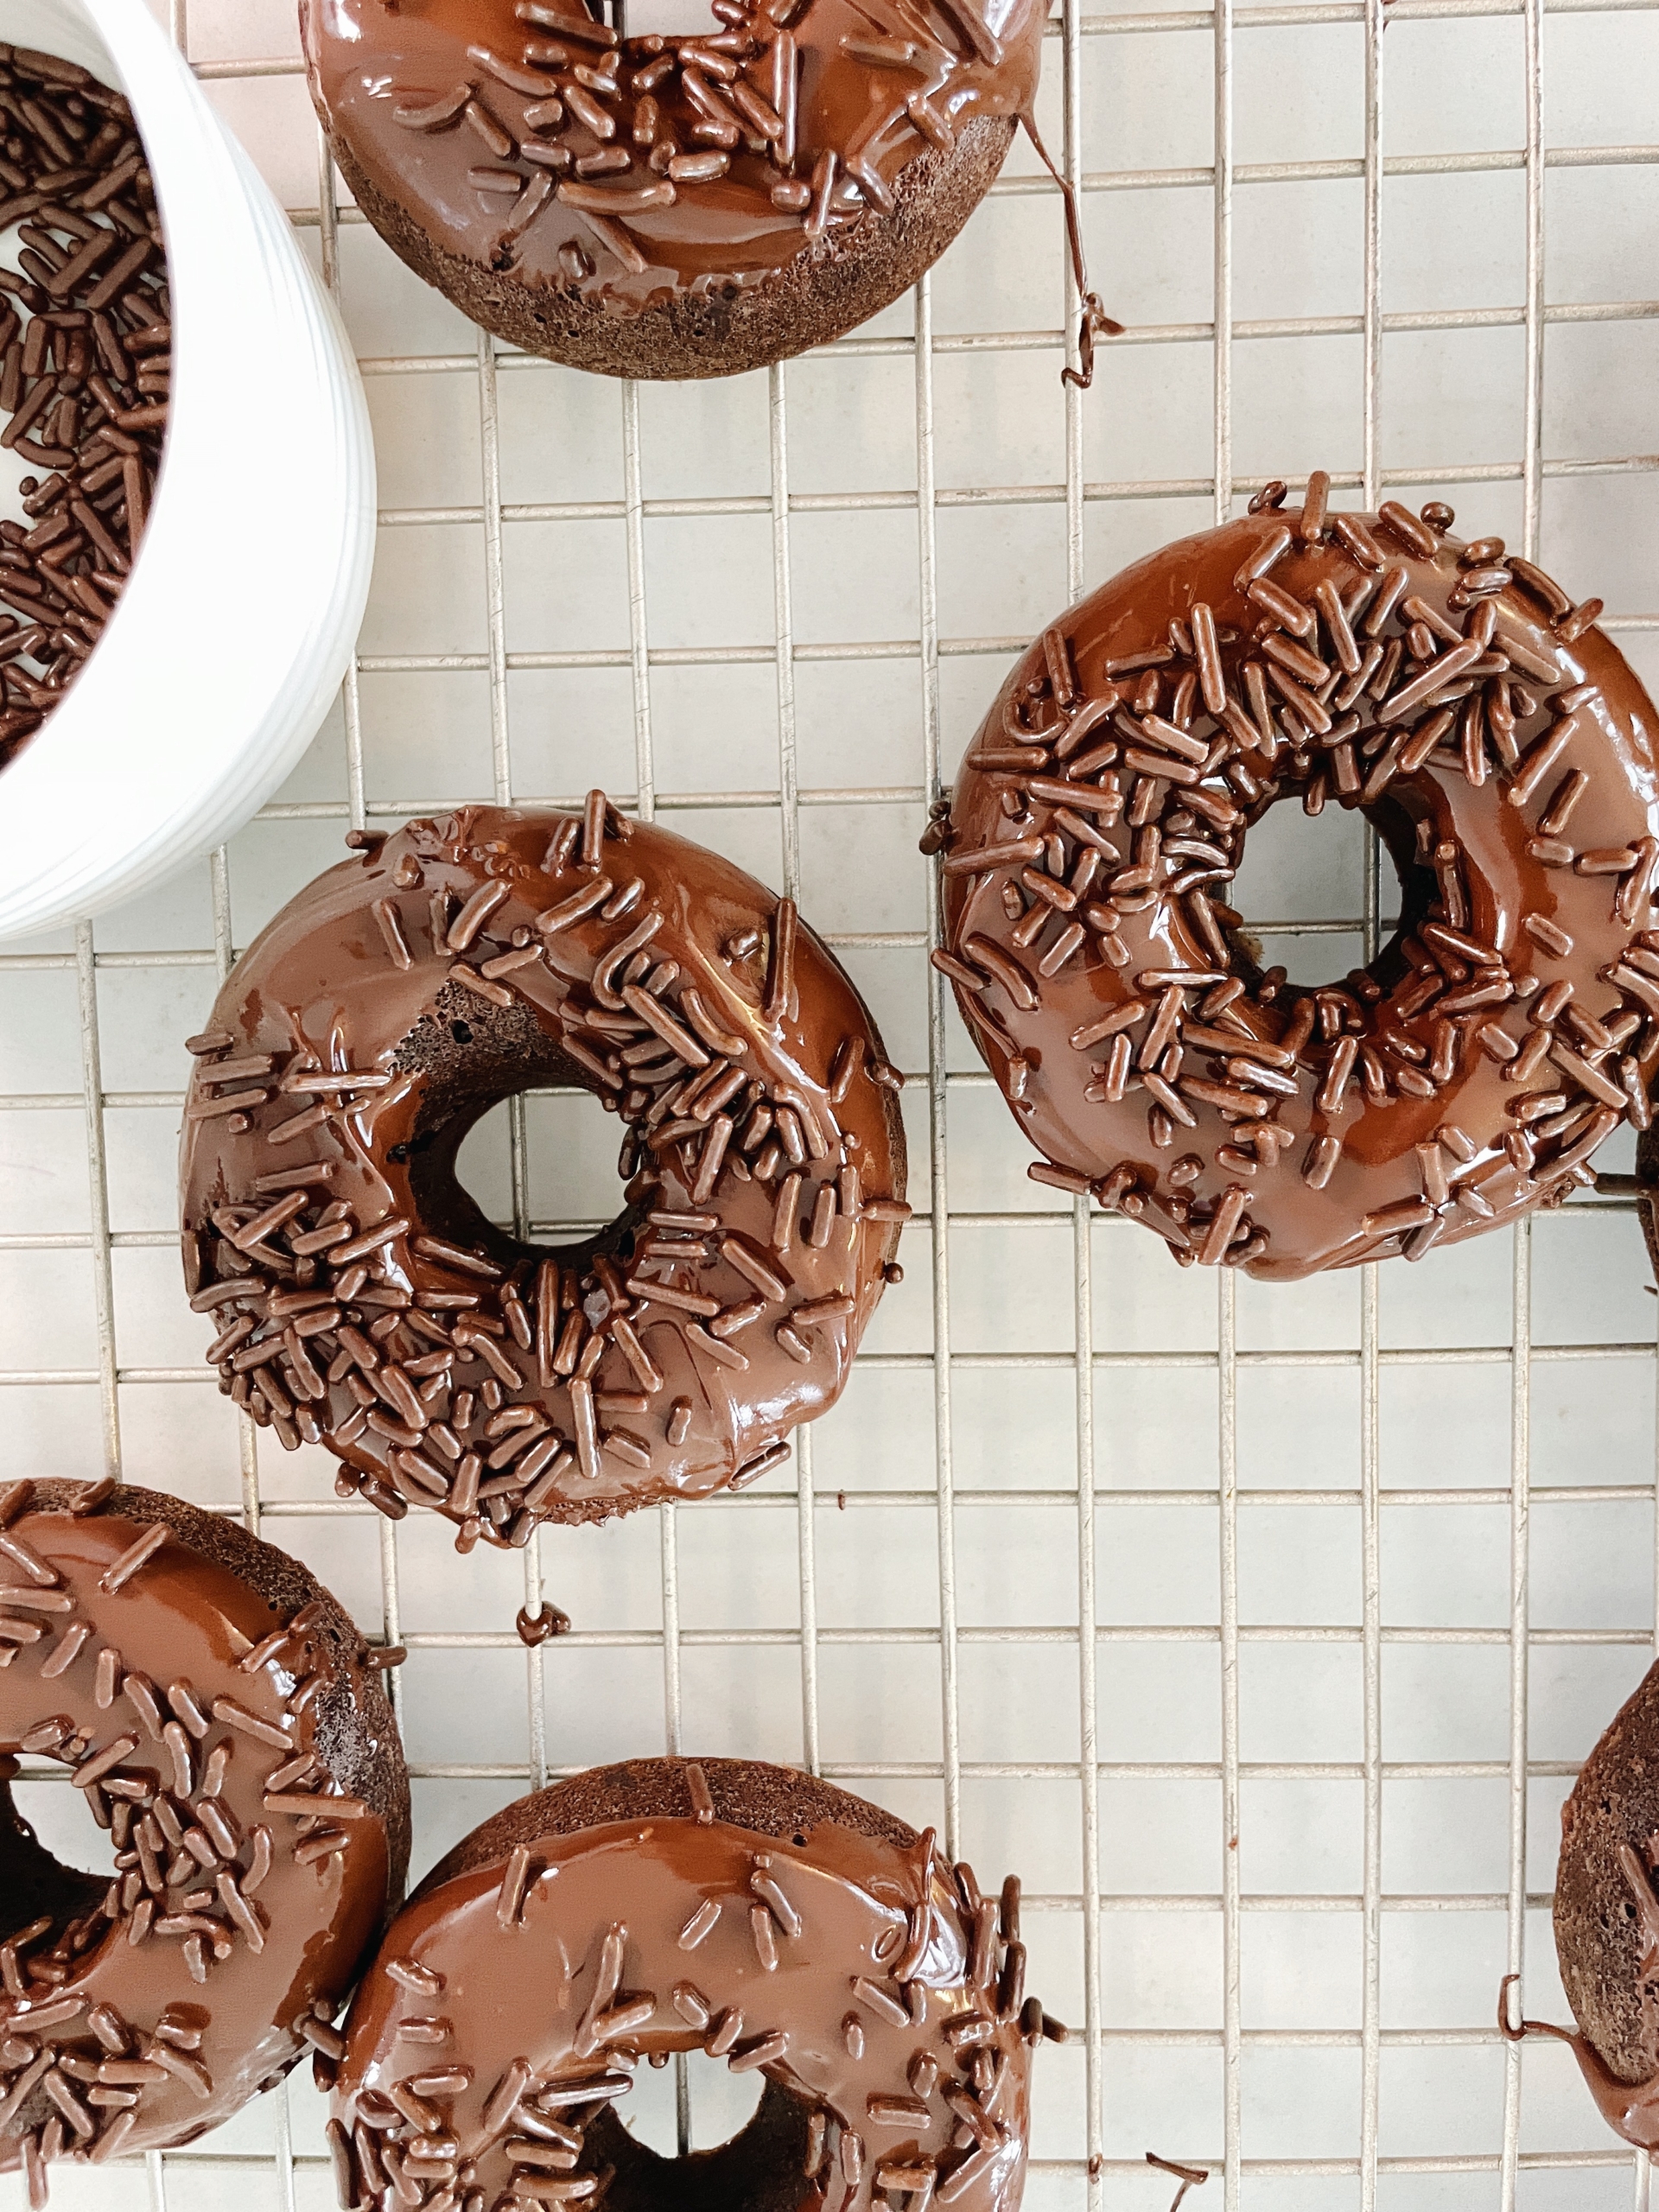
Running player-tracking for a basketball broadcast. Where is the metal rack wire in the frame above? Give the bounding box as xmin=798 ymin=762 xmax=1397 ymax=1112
xmin=1 ymin=0 xmax=1657 ymax=2202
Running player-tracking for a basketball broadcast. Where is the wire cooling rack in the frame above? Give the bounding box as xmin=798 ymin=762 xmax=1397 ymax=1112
xmin=2 ymin=0 xmax=1659 ymax=2202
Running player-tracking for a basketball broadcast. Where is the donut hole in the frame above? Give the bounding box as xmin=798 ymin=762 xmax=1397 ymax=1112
xmin=454 ymin=1085 xmax=627 ymax=1252
xmin=0 ymin=1767 xmax=115 ymax=1948
xmin=583 ymin=2076 xmax=811 ymax=2212
xmin=616 ymin=2047 xmax=769 ymax=2156
xmin=1225 ymin=785 xmax=1440 ymax=999
xmin=620 ymin=0 xmax=721 ymax=35
xmin=396 ymin=979 xmax=646 ymax=1276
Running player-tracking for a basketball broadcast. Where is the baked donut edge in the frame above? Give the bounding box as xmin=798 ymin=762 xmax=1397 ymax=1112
xmin=411 ymin=1755 xmax=914 ymax=1905
xmin=1555 ymin=1657 xmax=1659 ymax=2086
xmin=323 ymin=117 xmax=1015 ymax=381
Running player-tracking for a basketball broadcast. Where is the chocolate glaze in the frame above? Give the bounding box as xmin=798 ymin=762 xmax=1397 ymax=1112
xmin=334 ymin=1758 xmax=1039 ymax=2212
xmin=934 ymin=480 xmax=1659 ymax=1279
xmin=178 ymin=803 xmax=908 ymax=1536
xmin=300 ymin=0 xmax=1042 ymax=378
xmin=1512 ymin=2012 xmax=1659 ymax=2160
xmin=0 ymin=1479 xmax=406 ymax=2179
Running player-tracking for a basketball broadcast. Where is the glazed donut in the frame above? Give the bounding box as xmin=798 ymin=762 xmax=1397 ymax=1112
xmin=179 ymin=801 xmax=908 ymax=1539
xmin=300 ymin=0 xmax=1043 ymax=380
xmin=1505 ymin=1656 xmax=1659 ymax=2150
xmin=929 ymin=475 xmax=1659 ymax=1279
xmin=332 ymin=1757 xmax=1052 ymax=2212
xmin=0 ymin=1478 xmax=408 ymax=2189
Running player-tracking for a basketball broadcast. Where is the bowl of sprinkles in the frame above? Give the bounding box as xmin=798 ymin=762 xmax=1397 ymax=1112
xmin=0 ymin=0 xmax=375 ymax=944
xmin=0 ymin=41 xmax=168 ymax=772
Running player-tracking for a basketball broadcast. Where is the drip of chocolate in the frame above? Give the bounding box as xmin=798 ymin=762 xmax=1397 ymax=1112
xmin=1145 ymin=2152 xmax=1209 ymax=2210
xmin=515 ymin=1602 xmax=572 ymax=1647
xmin=1500 ymin=1976 xmax=1659 ymax=2155
xmin=932 ymin=474 xmax=1659 ymax=1279
xmin=177 ymin=801 xmax=909 ymax=1540
xmin=334 ymin=1758 xmax=1045 ymax=2212
xmin=301 ymin=0 xmax=1048 ymax=378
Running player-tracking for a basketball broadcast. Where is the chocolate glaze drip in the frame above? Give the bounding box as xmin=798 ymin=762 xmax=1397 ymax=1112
xmin=302 ymin=0 xmax=1043 ymax=373
xmin=932 ymin=476 xmax=1659 ymax=1279
xmin=177 ymin=803 xmax=908 ymax=1537
xmin=334 ymin=1758 xmax=1042 ymax=2212
xmin=1144 ymin=2154 xmax=1208 ymax=2211
xmin=1502 ymin=1977 xmax=1659 ymax=2157
xmin=0 ymin=1479 xmax=404 ymax=2183
xmin=1016 ymin=111 xmax=1122 ymax=390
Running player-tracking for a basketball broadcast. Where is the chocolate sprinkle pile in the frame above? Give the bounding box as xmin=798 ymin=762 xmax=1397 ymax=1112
xmin=0 ymin=45 xmax=168 ymax=774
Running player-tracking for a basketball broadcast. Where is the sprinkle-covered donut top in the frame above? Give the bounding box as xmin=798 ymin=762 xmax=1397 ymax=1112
xmin=334 ymin=1759 xmax=1046 ymax=2212
xmin=302 ymin=0 xmax=1044 ymax=307
xmin=932 ymin=475 xmax=1659 ymax=1278
xmin=0 ymin=1479 xmax=405 ymax=2179
xmin=179 ymin=804 xmax=907 ymax=1540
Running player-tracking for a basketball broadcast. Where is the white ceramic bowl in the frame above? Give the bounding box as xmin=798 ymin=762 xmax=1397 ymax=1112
xmin=0 ymin=0 xmax=374 ymax=942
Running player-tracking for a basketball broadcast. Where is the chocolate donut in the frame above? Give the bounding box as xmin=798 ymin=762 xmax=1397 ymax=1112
xmin=0 ymin=1478 xmax=408 ymax=2191
xmin=332 ymin=1757 xmax=1050 ymax=2212
xmin=300 ymin=0 xmax=1044 ymax=380
xmin=1492 ymin=1656 xmax=1659 ymax=2150
xmin=178 ymin=801 xmax=908 ymax=1539
xmin=929 ymin=475 xmax=1659 ymax=1279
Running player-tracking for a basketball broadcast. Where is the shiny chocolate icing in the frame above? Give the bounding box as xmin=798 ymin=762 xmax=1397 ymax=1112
xmin=177 ymin=803 xmax=907 ymax=1538
xmin=334 ymin=1758 xmax=1042 ymax=2212
xmin=301 ymin=0 xmax=1042 ymax=362
xmin=933 ymin=478 xmax=1659 ymax=1279
xmin=0 ymin=1479 xmax=404 ymax=2178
